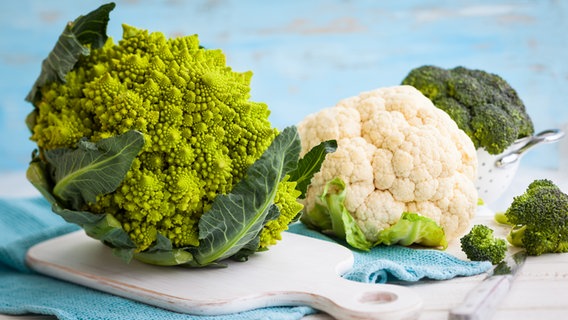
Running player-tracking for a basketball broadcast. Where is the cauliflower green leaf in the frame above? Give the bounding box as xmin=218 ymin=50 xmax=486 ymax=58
xmin=303 ymin=177 xmax=373 ymax=251
xmin=303 ymin=177 xmax=448 ymax=251
xmin=376 ymin=212 xmax=448 ymax=249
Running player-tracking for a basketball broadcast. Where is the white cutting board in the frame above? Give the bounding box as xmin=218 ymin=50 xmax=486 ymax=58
xmin=26 ymin=230 xmax=422 ymax=319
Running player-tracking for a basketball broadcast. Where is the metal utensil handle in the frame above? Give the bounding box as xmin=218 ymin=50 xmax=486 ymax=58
xmin=448 ymin=275 xmax=512 ymax=320
xmin=496 ymin=129 xmax=565 ymax=168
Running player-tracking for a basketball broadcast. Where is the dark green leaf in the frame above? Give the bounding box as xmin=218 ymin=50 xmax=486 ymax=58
xmin=133 ymin=234 xmax=193 ymax=266
xmin=26 ymin=2 xmax=115 ymax=103
xmin=52 ymin=203 xmax=137 ymax=261
xmin=230 ymin=204 xmax=280 ymax=262
xmin=45 ymin=130 xmax=144 ymax=209
xmin=146 ymin=233 xmax=174 ymax=253
xmin=99 ymin=227 xmax=137 ymax=249
xmin=230 ymin=236 xmax=260 ymax=262
xmin=134 ymin=249 xmax=194 ymax=266
xmin=26 ymin=158 xmax=57 ymax=205
xmin=112 ymin=248 xmax=134 ymax=264
xmin=26 ymin=109 xmax=38 ymax=132
xmin=289 ymin=139 xmax=337 ymax=198
xmin=28 ymin=144 xmax=138 ymax=261
xmin=193 ymin=126 xmax=301 ymax=266
xmin=71 ymin=2 xmax=116 ymax=48
xmin=53 ymin=202 xmax=106 ymax=225
xmin=131 ymin=234 xmax=194 ymax=265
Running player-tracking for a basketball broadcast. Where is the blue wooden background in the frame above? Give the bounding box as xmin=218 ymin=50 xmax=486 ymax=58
xmin=1 ymin=0 xmax=567 ymax=174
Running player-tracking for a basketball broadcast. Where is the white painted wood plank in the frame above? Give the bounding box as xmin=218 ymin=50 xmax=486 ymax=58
xmin=412 ymin=210 xmax=568 ymax=320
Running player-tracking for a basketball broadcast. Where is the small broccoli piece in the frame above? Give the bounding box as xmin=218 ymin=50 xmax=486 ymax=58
xmin=504 ymin=179 xmax=568 ymax=256
xmin=493 ymin=211 xmax=510 ymax=225
xmin=402 ymin=65 xmax=534 ymax=154
xmin=460 ymin=224 xmax=507 ymax=264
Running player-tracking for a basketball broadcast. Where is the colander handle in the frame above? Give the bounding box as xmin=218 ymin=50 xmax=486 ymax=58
xmin=495 ymin=129 xmax=565 ymax=168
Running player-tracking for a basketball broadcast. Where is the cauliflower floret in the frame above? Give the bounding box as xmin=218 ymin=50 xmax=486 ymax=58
xmin=298 ymin=85 xmax=477 ymax=245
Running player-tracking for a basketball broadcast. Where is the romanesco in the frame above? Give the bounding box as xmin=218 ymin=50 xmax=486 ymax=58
xmin=25 ymin=3 xmax=333 ymax=266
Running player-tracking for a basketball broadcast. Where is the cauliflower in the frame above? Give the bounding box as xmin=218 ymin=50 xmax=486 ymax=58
xmin=298 ymin=85 xmax=478 ymax=250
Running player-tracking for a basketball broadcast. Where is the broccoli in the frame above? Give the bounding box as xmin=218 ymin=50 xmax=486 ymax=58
xmin=25 ymin=3 xmax=333 ymax=266
xmin=401 ymin=65 xmax=534 ymax=154
xmin=493 ymin=211 xmax=510 ymax=225
xmin=460 ymin=224 xmax=507 ymax=264
xmin=502 ymin=179 xmax=568 ymax=256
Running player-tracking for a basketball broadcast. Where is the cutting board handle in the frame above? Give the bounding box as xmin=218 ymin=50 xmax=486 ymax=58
xmin=290 ymin=277 xmax=423 ymax=319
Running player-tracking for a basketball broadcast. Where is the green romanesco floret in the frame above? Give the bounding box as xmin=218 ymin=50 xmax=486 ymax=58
xmin=259 ymin=176 xmax=303 ymax=250
xmin=502 ymin=179 xmax=568 ymax=256
xmin=460 ymin=224 xmax=507 ymax=264
xmin=29 ymin=23 xmax=303 ymax=252
xmin=401 ymin=65 xmax=534 ymax=154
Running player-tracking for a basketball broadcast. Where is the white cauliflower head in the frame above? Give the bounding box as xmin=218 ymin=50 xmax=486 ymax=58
xmin=298 ymin=85 xmax=478 ymax=247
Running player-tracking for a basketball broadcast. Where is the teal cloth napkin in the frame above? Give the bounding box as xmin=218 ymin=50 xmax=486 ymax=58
xmin=0 ymin=197 xmax=492 ymax=320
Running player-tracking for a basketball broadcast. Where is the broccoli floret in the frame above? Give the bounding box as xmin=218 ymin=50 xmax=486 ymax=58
xmin=493 ymin=211 xmax=510 ymax=225
xmin=460 ymin=224 xmax=507 ymax=264
xmin=504 ymin=179 xmax=568 ymax=256
xmin=402 ymin=65 xmax=534 ymax=154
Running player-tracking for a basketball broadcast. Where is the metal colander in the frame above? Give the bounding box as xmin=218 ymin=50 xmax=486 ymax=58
xmin=475 ymin=129 xmax=565 ymax=205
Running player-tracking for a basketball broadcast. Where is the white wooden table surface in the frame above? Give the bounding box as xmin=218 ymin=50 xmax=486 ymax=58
xmin=1 ymin=165 xmax=567 ymax=320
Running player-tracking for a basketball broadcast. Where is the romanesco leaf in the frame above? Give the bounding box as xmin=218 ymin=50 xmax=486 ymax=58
xmin=45 ymin=130 xmax=144 ymax=209
xmin=133 ymin=234 xmax=194 ymax=266
xmin=193 ymin=126 xmax=301 ymax=266
xmin=52 ymin=203 xmax=137 ymax=262
xmin=27 ymin=157 xmax=57 ymax=205
xmin=26 ymin=2 xmax=115 ymax=103
xmin=289 ymin=139 xmax=337 ymax=199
